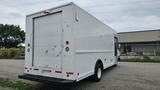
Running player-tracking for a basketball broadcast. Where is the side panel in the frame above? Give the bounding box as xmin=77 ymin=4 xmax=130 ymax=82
xmin=25 ymin=17 xmax=33 ymax=67
xmin=72 ymin=5 xmax=116 ymax=81
xmin=61 ymin=5 xmax=75 ymax=80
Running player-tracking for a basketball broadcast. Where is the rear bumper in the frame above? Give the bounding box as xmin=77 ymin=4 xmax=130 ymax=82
xmin=18 ymin=74 xmax=75 ymax=84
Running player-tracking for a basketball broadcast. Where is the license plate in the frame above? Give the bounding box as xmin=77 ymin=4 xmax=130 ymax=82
xmin=42 ymin=69 xmax=51 ymax=73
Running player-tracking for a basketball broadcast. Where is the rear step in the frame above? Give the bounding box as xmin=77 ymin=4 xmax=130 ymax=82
xmin=19 ymin=74 xmax=75 ymax=84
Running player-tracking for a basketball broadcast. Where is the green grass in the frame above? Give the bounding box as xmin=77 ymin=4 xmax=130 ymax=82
xmin=120 ymin=55 xmax=160 ymax=63
xmin=120 ymin=58 xmax=160 ymax=63
xmin=0 ymin=78 xmax=65 ymax=90
xmin=0 ymin=78 xmax=35 ymax=90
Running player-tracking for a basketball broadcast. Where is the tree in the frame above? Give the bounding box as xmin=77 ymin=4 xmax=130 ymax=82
xmin=0 ymin=24 xmax=25 ymax=48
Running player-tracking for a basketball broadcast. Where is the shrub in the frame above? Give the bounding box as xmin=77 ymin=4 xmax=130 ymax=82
xmin=143 ymin=55 xmax=150 ymax=60
xmin=0 ymin=48 xmax=21 ymax=59
xmin=121 ymin=57 xmax=160 ymax=63
xmin=156 ymin=51 xmax=160 ymax=56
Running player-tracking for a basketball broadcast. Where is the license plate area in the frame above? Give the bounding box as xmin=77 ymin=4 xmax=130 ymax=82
xmin=41 ymin=69 xmax=52 ymax=74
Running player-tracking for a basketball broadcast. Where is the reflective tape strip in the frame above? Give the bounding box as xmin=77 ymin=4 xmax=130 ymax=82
xmin=66 ymin=72 xmax=74 ymax=75
xmin=55 ymin=70 xmax=62 ymax=73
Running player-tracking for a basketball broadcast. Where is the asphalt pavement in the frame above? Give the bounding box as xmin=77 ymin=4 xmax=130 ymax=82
xmin=0 ymin=60 xmax=160 ymax=90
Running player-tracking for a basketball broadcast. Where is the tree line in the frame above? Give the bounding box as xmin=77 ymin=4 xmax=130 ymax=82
xmin=0 ymin=24 xmax=25 ymax=48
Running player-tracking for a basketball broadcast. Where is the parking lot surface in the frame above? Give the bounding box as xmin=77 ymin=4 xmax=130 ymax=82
xmin=0 ymin=60 xmax=160 ymax=90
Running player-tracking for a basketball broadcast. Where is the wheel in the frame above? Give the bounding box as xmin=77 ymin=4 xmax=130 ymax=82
xmin=114 ymin=64 xmax=118 ymax=67
xmin=93 ymin=63 xmax=103 ymax=82
xmin=118 ymin=57 xmax=121 ymax=61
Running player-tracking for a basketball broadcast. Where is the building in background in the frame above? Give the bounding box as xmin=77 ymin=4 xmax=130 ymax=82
xmin=118 ymin=30 xmax=160 ymax=56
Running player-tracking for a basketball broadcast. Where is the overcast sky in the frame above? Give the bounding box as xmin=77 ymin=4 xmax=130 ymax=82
xmin=0 ymin=0 xmax=160 ymax=32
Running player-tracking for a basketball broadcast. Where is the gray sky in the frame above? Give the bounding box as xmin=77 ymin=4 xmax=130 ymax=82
xmin=0 ymin=0 xmax=160 ymax=32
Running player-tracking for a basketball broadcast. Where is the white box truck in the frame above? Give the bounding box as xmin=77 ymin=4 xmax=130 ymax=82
xmin=19 ymin=2 xmax=118 ymax=84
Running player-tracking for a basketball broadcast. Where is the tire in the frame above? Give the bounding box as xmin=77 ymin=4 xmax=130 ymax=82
xmin=93 ymin=63 xmax=103 ymax=82
xmin=118 ymin=57 xmax=121 ymax=61
xmin=114 ymin=64 xmax=118 ymax=67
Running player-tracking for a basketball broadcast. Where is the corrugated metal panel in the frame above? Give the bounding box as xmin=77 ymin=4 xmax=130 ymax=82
xmin=118 ymin=30 xmax=160 ymax=43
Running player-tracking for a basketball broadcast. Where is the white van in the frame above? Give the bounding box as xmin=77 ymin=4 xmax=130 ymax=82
xmin=19 ymin=2 xmax=118 ymax=84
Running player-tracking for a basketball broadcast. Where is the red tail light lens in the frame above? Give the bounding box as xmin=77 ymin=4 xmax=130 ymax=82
xmin=66 ymin=41 xmax=69 ymax=45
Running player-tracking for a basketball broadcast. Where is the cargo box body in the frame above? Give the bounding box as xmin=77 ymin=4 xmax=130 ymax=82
xmin=22 ymin=2 xmax=118 ymax=83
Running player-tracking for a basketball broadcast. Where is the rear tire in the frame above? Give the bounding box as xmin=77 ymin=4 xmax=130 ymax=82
xmin=114 ymin=64 xmax=118 ymax=67
xmin=93 ymin=63 xmax=103 ymax=82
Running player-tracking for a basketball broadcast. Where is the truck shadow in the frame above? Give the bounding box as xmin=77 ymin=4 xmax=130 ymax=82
xmin=36 ymin=65 xmax=118 ymax=90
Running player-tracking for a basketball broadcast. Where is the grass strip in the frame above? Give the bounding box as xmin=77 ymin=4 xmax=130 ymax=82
xmin=0 ymin=78 xmax=35 ymax=90
xmin=120 ymin=59 xmax=160 ymax=63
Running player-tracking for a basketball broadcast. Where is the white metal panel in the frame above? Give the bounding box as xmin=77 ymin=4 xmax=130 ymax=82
xmin=25 ymin=17 xmax=33 ymax=67
xmin=72 ymin=4 xmax=116 ymax=81
xmin=25 ymin=2 xmax=117 ymax=82
xmin=60 ymin=5 xmax=75 ymax=78
xmin=25 ymin=4 xmax=76 ymax=80
xmin=33 ymin=12 xmax=63 ymax=69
